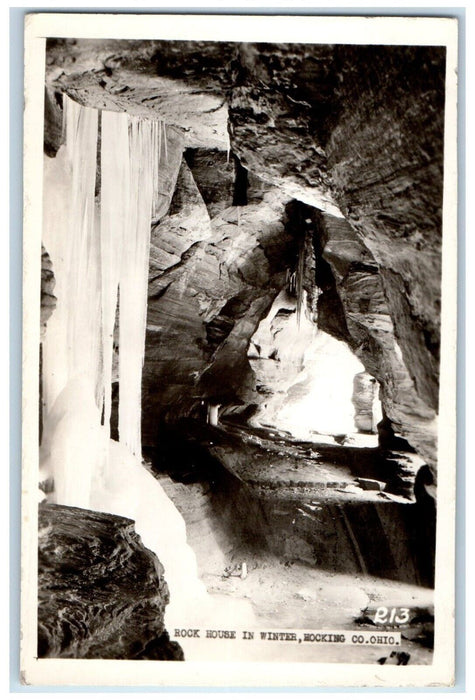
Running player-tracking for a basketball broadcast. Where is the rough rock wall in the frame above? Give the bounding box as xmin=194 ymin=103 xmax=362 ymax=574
xmin=45 ymin=39 xmax=232 ymax=150
xmin=227 ymin=44 xmax=445 ymax=413
xmin=247 ymin=290 xmax=310 ymax=425
xmin=243 ymin=200 xmax=436 ymax=463
xmin=141 ymin=153 xmax=296 ymax=443
xmin=153 ymin=420 xmax=435 ymax=588
xmin=314 ymin=211 xmax=437 ymax=465
xmin=38 ymin=503 xmax=183 ymax=660
xmin=352 ymin=372 xmax=379 ymax=434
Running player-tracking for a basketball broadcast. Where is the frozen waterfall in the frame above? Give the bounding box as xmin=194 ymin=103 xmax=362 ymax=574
xmin=43 ymin=98 xmax=167 ymax=466
xmin=41 ymin=97 xmax=102 ymax=508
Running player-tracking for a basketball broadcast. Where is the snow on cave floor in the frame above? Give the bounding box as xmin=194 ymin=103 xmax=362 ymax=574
xmin=152 ymin=469 xmax=434 ymax=665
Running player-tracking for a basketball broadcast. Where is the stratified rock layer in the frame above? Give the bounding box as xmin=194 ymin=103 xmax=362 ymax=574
xmin=152 ymin=419 xmax=435 ymax=588
xmin=38 ymin=503 xmax=184 ymax=660
xmin=45 ymin=39 xmax=233 ymax=150
xmin=141 ymin=158 xmax=297 ymax=441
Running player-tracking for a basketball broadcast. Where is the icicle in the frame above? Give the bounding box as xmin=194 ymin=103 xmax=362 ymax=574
xmin=288 ymin=271 xmax=296 ymax=295
xmin=118 ymin=116 xmax=155 ymax=458
xmin=162 ymin=120 xmax=168 ymax=164
xmin=61 ymin=95 xmax=101 ymax=400
xmin=296 ymin=235 xmax=306 ymax=327
xmin=151 ymin=119 xmax=173 ymax=221
xmin=151 ymin=120 xmax=163 ymax=221
xmin=153 ymin=120 xmax=161 ymax=220
xmin=207 ymin=403 xmax=220 ymax=426
xmin=158 ymin=118 xmax=162 ymax=164
xmin=60 ymin=92 xmax=67 ymax=149
xmin=100 ymin=110 xmax=129 ymax=432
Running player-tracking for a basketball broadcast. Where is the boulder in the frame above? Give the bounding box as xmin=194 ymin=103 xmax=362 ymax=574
xmin=38 ymin=503 xmax=183 ymax=660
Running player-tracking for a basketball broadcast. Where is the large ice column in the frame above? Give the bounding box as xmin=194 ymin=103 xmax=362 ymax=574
xmin=100 ymin=110 xmax=129 ymax=432
xmin=42 ymin=96 xmax=101 ymax=416
xmin=118 ymin=117 xmax=155 ymax=458
xmin=63 ymin=98 xmax=102 ymax=407
xmin=41 ymin=96 xmax=102 ymax=507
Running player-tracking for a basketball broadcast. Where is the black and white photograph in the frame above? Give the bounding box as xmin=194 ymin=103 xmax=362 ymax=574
xmin=21 ymin=12 xmax=458 ymax=688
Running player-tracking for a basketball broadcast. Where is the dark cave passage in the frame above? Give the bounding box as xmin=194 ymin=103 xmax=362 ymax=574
xmin=147 ymin=419 xmax=435 ymax=588
xmin=143 ymin=418 xmax=435 ymax=662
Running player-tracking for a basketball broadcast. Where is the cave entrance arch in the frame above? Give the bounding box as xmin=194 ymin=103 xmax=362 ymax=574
xmin=247 ymin=289 xmax=382 ymax=445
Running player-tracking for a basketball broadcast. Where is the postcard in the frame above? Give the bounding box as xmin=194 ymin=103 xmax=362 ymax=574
xmin=21 ymin=12 xmax=458 ymax=687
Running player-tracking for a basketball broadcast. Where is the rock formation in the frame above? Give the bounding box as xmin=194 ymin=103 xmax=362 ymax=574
xmin=352 ymin=372 xmax=380 ymax=434
xmin=38 ymin=503 xmax=184 ymax=660
xmin=314 ymin=211 xmax=437 ymax=463
xmin=228 ymin=43 xmax=444 ymax=416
